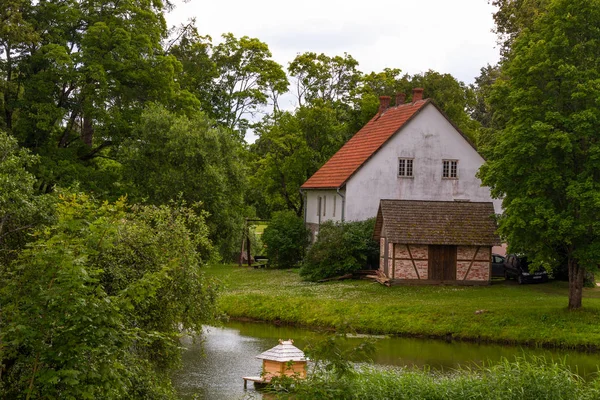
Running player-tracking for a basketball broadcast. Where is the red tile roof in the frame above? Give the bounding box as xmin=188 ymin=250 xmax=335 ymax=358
xmin=301 ymin=100 xmax=430 ymax=189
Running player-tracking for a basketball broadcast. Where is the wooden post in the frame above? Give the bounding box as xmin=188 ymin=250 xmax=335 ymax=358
xmin=246 ymin=221 xmax=252 ymax=267
xmin=239 ymin=219 xmax=246 ymax=267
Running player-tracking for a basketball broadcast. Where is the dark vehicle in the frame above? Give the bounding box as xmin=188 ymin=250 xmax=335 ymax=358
xmin=504 ymin=254 xmax=548 ymax=284
xmin=492 ymin=254 xmax=506 ymax=278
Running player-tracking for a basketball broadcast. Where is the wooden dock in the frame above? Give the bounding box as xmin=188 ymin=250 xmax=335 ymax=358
xmin=242 ymin=376 xmax=269 ymax=389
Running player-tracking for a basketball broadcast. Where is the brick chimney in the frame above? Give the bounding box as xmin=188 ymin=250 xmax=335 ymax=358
xmin=412 ymin=87 xmax=424 ymax=102
xmin=395 ymin=93 xmax=406 ymax=106
xmin=378 ymin=96 xmax=391 ymax=114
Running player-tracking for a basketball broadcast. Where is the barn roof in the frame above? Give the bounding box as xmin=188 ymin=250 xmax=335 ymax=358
xmin=256 ymin=340 xmax=306 ymax=362
xmin=374 ymin=200 xmax=501 ymax=246
xmin=301 ymin=99 xmax=430 ymax=189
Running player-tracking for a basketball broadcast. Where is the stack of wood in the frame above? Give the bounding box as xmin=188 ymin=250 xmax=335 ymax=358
xmin=375 ymin=269 xmax=391 ymax=286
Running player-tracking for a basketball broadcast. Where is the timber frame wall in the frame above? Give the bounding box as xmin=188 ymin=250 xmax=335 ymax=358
xmin=379 ymin=238 xmax=492 ymax=285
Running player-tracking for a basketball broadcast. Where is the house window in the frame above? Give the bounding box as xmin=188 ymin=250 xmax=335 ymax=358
xmin=323 ymin=196 xmax=327 ymax=216
xmin=398 ymin=158 xmax=414 ymax=177
xmin=317 ymin=197 xmax=321 ymax=216
xmin=442 ymin=160 xmax=458 ymax=178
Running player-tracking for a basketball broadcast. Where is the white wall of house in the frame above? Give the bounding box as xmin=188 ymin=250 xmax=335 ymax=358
xmin=341 ymin=103 xmax=502 ymax=221
xmin=304 ymin=189 xmax=344 ymax=225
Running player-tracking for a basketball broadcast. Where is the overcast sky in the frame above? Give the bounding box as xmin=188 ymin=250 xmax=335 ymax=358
xmin=167 ymin=0 xmax=500 ymax=85
xmin=167 ymin=0 xmax=500 ymax=141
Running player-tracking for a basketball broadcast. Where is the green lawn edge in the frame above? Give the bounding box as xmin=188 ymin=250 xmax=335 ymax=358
xmin=206 ymin=264 xmax=600 ymax=350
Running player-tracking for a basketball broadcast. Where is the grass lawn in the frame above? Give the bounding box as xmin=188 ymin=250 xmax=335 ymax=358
xmin=206 ymin=264 xmax=600 ymax=349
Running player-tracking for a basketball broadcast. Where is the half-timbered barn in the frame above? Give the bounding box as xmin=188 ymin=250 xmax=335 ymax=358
xmin=374 ymin=199 xmax=501 ymax=285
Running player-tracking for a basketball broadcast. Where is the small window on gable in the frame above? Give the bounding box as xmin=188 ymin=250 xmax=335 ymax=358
xmin=442 ymin=160 xmax=458 ymax=179
xmin=323 ymin=196 xmax=327 ymax=216
xmin=398 ymin=158 xmax=414 ymax=177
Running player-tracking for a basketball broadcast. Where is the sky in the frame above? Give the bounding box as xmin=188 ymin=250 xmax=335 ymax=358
xmin=166 ymin=0 xmax=501 ymax=141
xmin=167 ymin=0 xmax=500 ymax=85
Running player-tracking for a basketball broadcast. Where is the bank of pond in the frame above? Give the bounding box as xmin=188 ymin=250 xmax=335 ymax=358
xmin=173 ymin=321 xmax=600 ymax=399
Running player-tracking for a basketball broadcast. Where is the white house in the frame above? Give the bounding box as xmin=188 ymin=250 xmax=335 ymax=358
xmin=300 ymin=88 xmax=502 ymax=239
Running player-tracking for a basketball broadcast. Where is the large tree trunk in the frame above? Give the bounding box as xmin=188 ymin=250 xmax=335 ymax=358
xmin=568 ymin=257 xmax=585 ymax=310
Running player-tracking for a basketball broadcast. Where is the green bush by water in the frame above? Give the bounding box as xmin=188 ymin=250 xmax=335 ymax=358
xmin=273 ymin=357 xmax=600 ymax=399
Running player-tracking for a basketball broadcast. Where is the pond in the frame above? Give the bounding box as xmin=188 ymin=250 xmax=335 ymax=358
xmin=172 ymin=321 xmax=600 ymax=400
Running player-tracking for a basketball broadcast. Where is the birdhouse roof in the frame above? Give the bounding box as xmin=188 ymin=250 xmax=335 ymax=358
xmin=256 ymin=339 xmax=306 ymax=362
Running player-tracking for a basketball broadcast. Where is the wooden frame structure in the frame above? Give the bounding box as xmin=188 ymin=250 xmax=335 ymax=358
xmin=239 ymin=218 xmax=269 ymax=267
xmin=375 ymin=200 xmax=501 ymax=285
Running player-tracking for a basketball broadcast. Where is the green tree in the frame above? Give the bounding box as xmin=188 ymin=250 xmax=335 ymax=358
xmin=288 ymin=52 xmax=361 ymax=107
xmin=210 ymin=33 xmax=288 ymax=137
xmin=0 ymin=131 xmax=53 ymax=263
xmin=491 ymin=0 xmax=551 ymax=55
xmin=1 ymin=0 xmax=192 ymax=192
xmin=0 ymin=194 xmax=219 ymax=398
xmin=250 ymin=103 xmax=347 ymax=217
xmin=119 ymin=104 xmax=247 ymax=259
xmin=262 ymin=210 xmax=309 ymax=268
xmin=479 ymin=0 xmax=600 ymax=309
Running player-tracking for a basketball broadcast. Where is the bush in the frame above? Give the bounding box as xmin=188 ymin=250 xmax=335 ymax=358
xmin=0 ymin=194 xmax=219 ymax=398
xmin=262 ymin=211 xmax=309 ymax=268
xmin=300 ymin=219 xmax=378 ymax=282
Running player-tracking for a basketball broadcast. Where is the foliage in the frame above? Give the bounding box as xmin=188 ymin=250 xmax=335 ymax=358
xmin=211 ymin=33 xmax=288 ymax=136
xmin=491 ymin=0 xmax=551 ymax=55
xmin=1 ymin=0 xmax=191 ymax=190
xmin=0 ymin=194 xmax=219 ymax=398
xmin=261 ymin=210 xmax=309 ymax=268
xmin=273 ymin=357 xmax=599 ymax=399
xmin=170 ymin=29 xmax=288 ymax=138
xmin=267 ymin=334 xmax=375 ymax=396
xmin=250 ymin=113 xmax=315 ymax=216
xmin=250 ymin=104 xmax=346 ymax=217
xmin=300 ymin=219 xmax=378 ymax=282
xmin=480 ymin=0 xmax=600 ymax=309
xmin=208 ymin=264 xmax=600 ymax=349
xmin=0 ymin=131 xmax=54 ymax=264
xmin=119 ymin=104 xmax=247 ymax=259
xmin=288 ymin=52 xmax=361 ymax=107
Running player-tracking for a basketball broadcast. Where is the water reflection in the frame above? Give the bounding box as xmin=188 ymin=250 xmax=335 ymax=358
xmin=173 ymin=321 xmax=600 ymax=399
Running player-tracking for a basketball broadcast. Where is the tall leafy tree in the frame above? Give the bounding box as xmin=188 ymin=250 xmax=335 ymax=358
xmin=0 ymin=131 xmax=53 ymax=263
xmin=288 ymin=52 xmax=361 ymax=107
xmin=1 ymin=0 xmax=191 ymax=191
xmin=480 ymin=0 xmax=600 ymax=309
xmin=119 ymin=105 xmax=247 ymax=259
xmin=210 ymin=33 xmax=288 ymax=137
xmin=491 ymin=0 xmax=550 ymax=55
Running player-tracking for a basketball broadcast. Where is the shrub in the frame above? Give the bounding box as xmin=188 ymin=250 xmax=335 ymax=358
xmin=0 ymin=194 xmax=219 ymax=398
xmin=300 ymin=219 xmax=378 ymax=282
xmin=262 ymin=211 xmax=310 ymax=268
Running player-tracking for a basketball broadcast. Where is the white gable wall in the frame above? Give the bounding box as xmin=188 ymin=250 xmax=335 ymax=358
xmin=344 ymin=104 xmax=502 ymax=221
xmin=305 ymin=189 xmax=344 ymax=225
